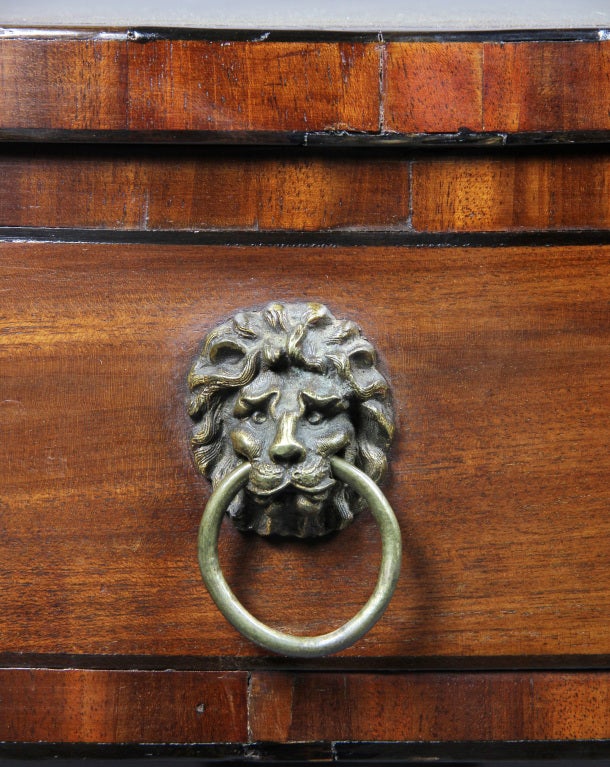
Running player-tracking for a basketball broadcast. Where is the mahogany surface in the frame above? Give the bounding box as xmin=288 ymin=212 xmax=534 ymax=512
xmin=0 ymin=39 xmax=378 ymax=133
xmin=250 ymin=671 xmax=610 ymax=742
xmin=2 ymin=242 xmax=609 ymax=663
xmin=483 ymin=42 xmax=610 ymax=132
xmin=2 ymin=668 xmax=609 ymax=745
xmin=384 ymin=42 xmax=484 ymax=133
xmin=3 ymin=147 xmax=610 ymax=233
xmin=411 ymin=150 xmax=610 ymax=231
xmin=1 ymin=36 xmax=610 ymax=138
xmin=0 ymin=147 xmax=411 ymax=231
xmin=2 ymin=28 xmax=610 ymax=756
xmin=0 ymin=670 xmax=247 ymax=743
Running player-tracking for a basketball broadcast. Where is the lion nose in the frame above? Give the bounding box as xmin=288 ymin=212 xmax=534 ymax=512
xmin=269 ymin=413 xmax=306 ymax=464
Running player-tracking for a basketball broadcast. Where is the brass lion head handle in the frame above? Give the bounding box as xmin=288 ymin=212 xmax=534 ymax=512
xmin=188 ymin=302 xmax=401 ymax=657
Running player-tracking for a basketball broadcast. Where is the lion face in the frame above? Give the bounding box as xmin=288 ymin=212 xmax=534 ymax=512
xmin=188 ymin=302 xmax=394 ymax=538
xmin=222 ymin=368 xmax=358 ymax=536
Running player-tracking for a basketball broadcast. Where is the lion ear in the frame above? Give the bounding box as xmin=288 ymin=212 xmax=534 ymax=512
xmin=188 ymin=336 xmax=248 ymax=392
xmin=209 ymin=339 xmax=246 ymax=366
xmin=348 ymin=346 xmax=375 ymax=370
xmin=346 ymin=343 xmax=388 ymax=400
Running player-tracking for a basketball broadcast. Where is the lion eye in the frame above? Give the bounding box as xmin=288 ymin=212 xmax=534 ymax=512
xmin=306 ymin=410 xmax=325 ymax=425
xmin=251 ymin=410 xmax=267 ymax=424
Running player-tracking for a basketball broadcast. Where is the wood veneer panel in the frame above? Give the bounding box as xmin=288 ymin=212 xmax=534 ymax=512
xmin=484 ymin=42 xmax=610 ymax=132
xmin=4 ymin=149 xmax=610 ymax=233
xmin=411 ymin=152 xmax=610 ymax=231
xmin=0 ymin=40 xmax=128 ymax=130
xmin=0 ymin=149 xmax=409 ymax=230
xmin=127 ymin=40 xmax=380 ymax=132
xmin=0 ymin=38 xmax=378 ymax=134
xmin=383 ymin=43 xmax=484 ymax=133
xmin=250 ymin=671 xmax=610 ymax=741
xmin=0 ymin=669 xmax=247 ymax=742
xmin=384 ymin=40 xmax=610 ymax=135
xmin=2 ymin=37 xmax=610 ymax=137
xmin=1 ymin=243 xmax=609 ymax=661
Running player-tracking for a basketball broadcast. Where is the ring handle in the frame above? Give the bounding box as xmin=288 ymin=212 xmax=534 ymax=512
xmin=198 ymin=457 xmax=401 ymax=658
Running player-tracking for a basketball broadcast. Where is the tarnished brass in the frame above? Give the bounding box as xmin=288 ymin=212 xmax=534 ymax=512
xmin=188 ymin=303 xmax=400 ymax=655
xmin=198 ymin=457 xmax=402 ymax=658
xmin=188 ymin=302 xmax=395 ymax=538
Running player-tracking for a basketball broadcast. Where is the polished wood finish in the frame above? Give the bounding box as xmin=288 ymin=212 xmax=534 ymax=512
xmin=412 ymin=151 xmax=610 ymax=231
xmin=0 ymin=38 xmax=378 ymax=134
xmin=2 ymin=28 xmax=610 ymax=756
xmin=384 ymin=42 xmax=484 ymax=133
xmin=2 ymin=36 xmax=610 ymax=137
xmin=6 ymin=148 xmax=610 ymax=233
xmin=2 ymin=242 xmax=609 ymax=663
xmin=0 ymin=148 xmax=410 ymax=231
xmin=128 ymin=41 xmax=379 ymax=133
xmin=387 ymin=41 xmax=610 ymax=134
xmin=250 ymin=671 xmax=610 ymax=741
xmin=0 ymin=40 xmax=129 ymax=131
xmin=0 ymin=670 xmax=247 ymax=743
xmin=484 ymin=42 xmax=610 ymax=132
xmin=2 ymin=668 xmax=609 ymax=745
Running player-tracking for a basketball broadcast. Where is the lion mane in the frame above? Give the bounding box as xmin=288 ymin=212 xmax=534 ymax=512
xmin=187 ymin=302 xmax=394 ymax=535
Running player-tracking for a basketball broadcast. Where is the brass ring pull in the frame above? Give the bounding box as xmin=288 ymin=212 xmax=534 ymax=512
xmin=189 ymin=302 xmax=401 ymax=657
xmin=198 ymin=456 xmax=402 ymax=658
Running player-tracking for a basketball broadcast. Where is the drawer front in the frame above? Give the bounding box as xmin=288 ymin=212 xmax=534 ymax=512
xmin=2 ymin=241 xmax=609 ymax=665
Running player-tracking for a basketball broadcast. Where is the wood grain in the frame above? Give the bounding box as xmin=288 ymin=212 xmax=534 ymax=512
xmin=1 ymin=242 xmax=609 ymax=662
xmin=3 ymin=667 xmax=608 ymax=745
xmin=385 ymin=41 xmax=610 ymax=134
xmin=2 ymin=37 xmax=610 ymax=137
xmin=384 ymin=43 xmax=484 ymax=133
xmin=0 ymin=38 xmax=379 ymax=134
xmin=411 ymin=151 xmax=610 ymax=231
xmin=0 ymin=669 xmax=247 ymax=742
xmin=0 ymin=148 xmax=409 ymax=231
xmin=6 ymin=148 xmax=610 ymax=233
xmin=128 ymin=40 xmax=380 ymax=132
xmin=250 ymin=671 xmax=610 ymax=741
xmin=0 ymin=40 xmax=128 ymax=130
xmin=484 ymin=42 xmax=610 ymax=132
